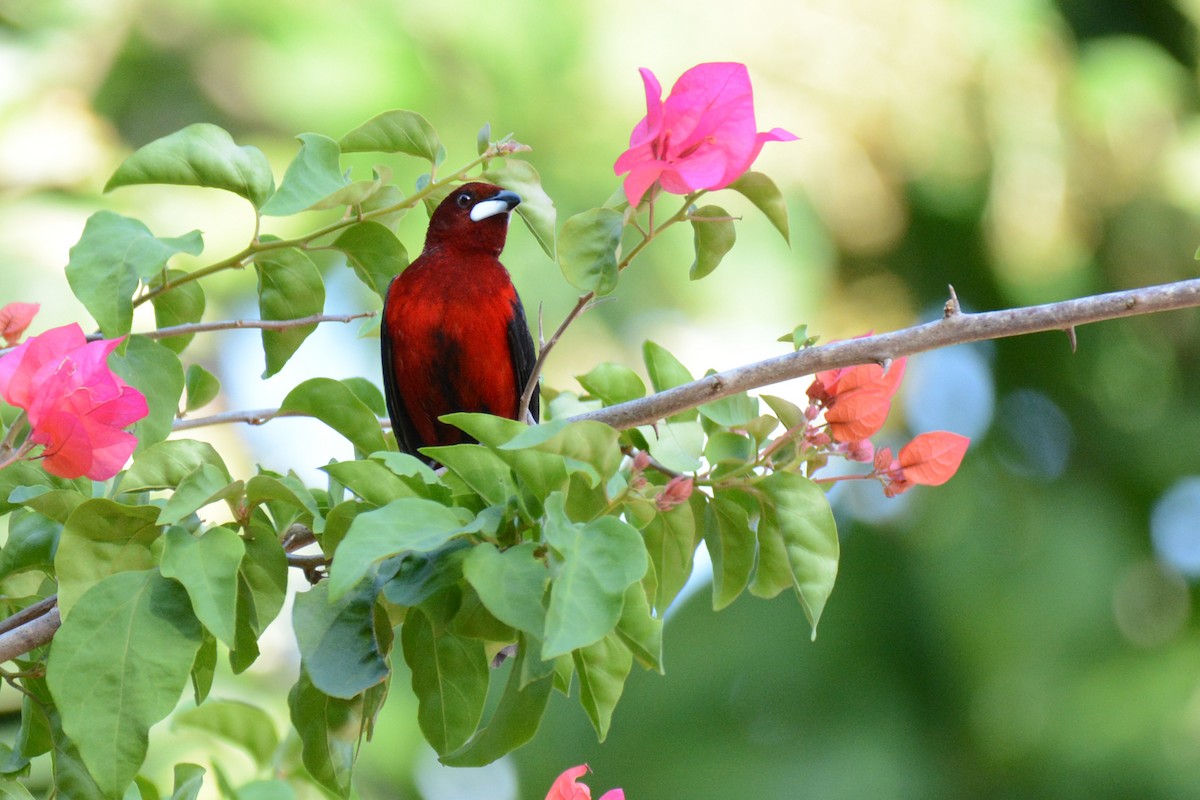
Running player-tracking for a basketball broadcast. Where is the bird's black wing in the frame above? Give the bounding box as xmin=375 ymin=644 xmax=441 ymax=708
xmin=507 ymin=296 xmax=540 ymax=423
xmin=380 ymin=294 xmax=428 ymax=460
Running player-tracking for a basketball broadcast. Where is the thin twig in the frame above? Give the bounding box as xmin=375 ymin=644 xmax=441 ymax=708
xmin=142 ymin=312 xmax=376 ymax=340
xmin=172 ymin=407 xmax=306 ymax=432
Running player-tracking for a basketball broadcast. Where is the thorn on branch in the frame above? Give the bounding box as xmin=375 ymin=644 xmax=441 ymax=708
xmin=945 ymin=285 xmax=962 ymax=317
xmin=1065 ymin=326 xmax=1078 ymax=353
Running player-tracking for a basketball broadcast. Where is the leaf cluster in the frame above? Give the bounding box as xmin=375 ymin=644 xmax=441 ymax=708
xmin=0 ymin=111 xmax=840 ymax=799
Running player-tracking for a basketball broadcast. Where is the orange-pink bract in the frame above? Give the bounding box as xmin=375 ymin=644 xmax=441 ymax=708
xmin=614 ymin=62 xmax=797 ymax=206
xmin=546 ymin=764 xmax=625 ymax=800
xmin=810 ymin=358 xmax=907 ymax=444
xmin=0 ymin=302 xmax=40 ymax=346
xmin=0 ymin=323 xmax=148 ymax=479
xmin=897 ymin=431 xmax=970 ymax=486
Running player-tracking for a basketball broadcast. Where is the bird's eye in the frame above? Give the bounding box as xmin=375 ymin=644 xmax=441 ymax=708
xmin=456 ymin=193 xmax=472 ymax=208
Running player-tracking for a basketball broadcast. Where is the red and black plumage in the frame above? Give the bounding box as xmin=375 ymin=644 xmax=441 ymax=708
xmin=381 ymin=182 xmax=539 ymax=463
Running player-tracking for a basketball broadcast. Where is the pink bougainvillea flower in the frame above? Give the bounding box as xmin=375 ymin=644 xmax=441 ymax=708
xmin=0 ymin=323 xmax=148 ymax=480
xmin=546 ymin=764 xmax=625 ymax=800
xmin=614 ymin=62 xmax=798 ymax=206
xmin=0 ymin=302 xmax=40 ymax=346
xmin=809 ymin=358 xmax=907 ymax=444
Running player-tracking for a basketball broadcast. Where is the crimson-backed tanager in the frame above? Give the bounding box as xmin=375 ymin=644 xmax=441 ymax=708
xmin=381 ymin=182 xmax=539 ymax=463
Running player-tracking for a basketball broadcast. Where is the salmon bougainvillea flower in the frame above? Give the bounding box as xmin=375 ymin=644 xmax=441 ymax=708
xmin=0 ymin=323 xmax=148 ymax=480
xmin=876 ymin=432 xmax=971 ymax=496
xmin=0 ymin=302 xmax=40 ymax=346
xmin=546 ymin=764 xmax=625 ymax=800
xmin=614 ymin=61 xmax=798 ymax=206
xmin=809 ymin=358 xmax=907 ymax=444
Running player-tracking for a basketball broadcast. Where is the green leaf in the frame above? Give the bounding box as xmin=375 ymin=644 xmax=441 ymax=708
xmin=190 ymin=632 xmax=217 ymax=705
xmin=359 ymin=183 xmax=408 ymax=229
xmin=476 ymin=123 xmax=491 ymax=156
xmin=542 ymin=495 xmax=647 ymax=659
xmin=160 ymin=526 xmax=245 ymax=648
xmin=56 ymin=500 xmax=161 ymax=619
xmin=342 ymin=377 xmax=387 ymax=417
xmin=704 ymin=430 xmax=756 ymax=465
xmin=287 ymin=669 xmax=356 ymax=798
xmin=462 ymin=543 xmax=548 ymax=637
xmin=421 ymin=445 xmax=516 ymax=506
xmin=615 ymin=580 xmax=663 ymax=672
xmin=230 ymin=519 xmax=288 ymax=673
xmin=339 ymin=109 xmax=444 ymax=164
xmin=46 ymin=570 xmax=202 ymax=800
xmin=108 ymin=336 xmax=185 ymax=452
xmin=0 ymin=510 xmax=59 ymax=577
xmin=401 ymin=609 xmax=489 ymax=756
xmin=105 ymin=123 xmax=274 ymax=208
xmin=704 ymin=493 xmax=756 ymax=610
xmin=121 ymin=439 xmax=229 ymax=493
xmin=255 ymin=248 xmax=325 ymax=378
xmin=244 ymin=474 xmax=321 ymax=527
xmin=641 ymin=340 xmax=697 ymax=420
xmin=482 ymin=158 xmax=557 ymax=258
xmin=573 ymin=634 xmax=633 ymax=741
xmin=319 ymin=459 xmax=417 ymax=507
xmin=167 ymin=763 xmax=205 ymax=800
xmin=260 ymin=133 xmax=348 ymax=216
xmin=7 ymin=486 xmax=85 ymax=524
xmin=762 ymin=394 xmax=805 ymax=432
xmin=642 ymin=501 xmax=697 ymax=614
xmin=66 ymin=212 xmax=204 ymax=337
xmin=332 ymin=221 xmax=408 ymax=300
xmin=381 ymin=541 xmax=470 ymax=607
xmin=327 ymin=498 xmax=471 ymax=600
xmin=576 ymin=363 xmax=646 ymax=406
xmin=699 ymin=391 xmax=759 ymax=428
xmin=645 ymin=420 xmax=704 ymax=474
xmin=440 ymin=414 xmax=570 ymax=501
xmin=689 ymin=204 xmax=736 ymax=280
xmin=151 ymin=270 xmax=206 ymax=354
xmin=557 ymin=207 xmax=622 ymax=295
xmin=500 ymin=419 xmax=623 ymax=482
xmin=759 ymin=471 xmax=840 ymax=636
xmin=157 ymin=464 xmax=243 ymax=526
xmin=293 ymin=579 xmax=392 ymax=699
xmin=279 ymin=377 xmax=387 ymax=456
xmin=176 ymin=702 xmax=279 ymax=770
xmin=440 ymin=637 xmax=553 ymax=767
xmin=0 ymin=778 xmax=35 ymax=799
xmin=0 ymin=462 xmax=86 ymax=515
xmin=730 ymin=170 xmax=790 ymax=244
xmin=183 ymin=364 xmax=220 ymax=412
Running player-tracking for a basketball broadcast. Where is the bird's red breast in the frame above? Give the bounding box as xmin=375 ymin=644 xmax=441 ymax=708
xmin=381 ymin=182 xmax=539 ymax=459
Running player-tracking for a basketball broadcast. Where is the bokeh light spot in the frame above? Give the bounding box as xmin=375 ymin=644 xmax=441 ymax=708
xmin=1150 ymin=477 xmax=1200 ymax=579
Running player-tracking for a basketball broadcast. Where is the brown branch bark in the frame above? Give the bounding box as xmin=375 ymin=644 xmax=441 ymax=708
xmin=571 ymin=278 xmax=1200 ymax=430
xmin=0 ymin=599 xmax=59 ymax=664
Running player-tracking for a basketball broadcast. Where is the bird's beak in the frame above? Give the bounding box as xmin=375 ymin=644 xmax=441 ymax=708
xmin=469 ymin=190 xmax=522 ymax=222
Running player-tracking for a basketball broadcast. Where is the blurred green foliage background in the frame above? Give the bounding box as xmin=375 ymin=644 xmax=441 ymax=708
xmin=5 ymin=0 xmax=1200 ymax=797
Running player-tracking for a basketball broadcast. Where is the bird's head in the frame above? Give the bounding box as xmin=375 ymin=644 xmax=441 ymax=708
xmin=425 ymin=182 xmax=521 ymax=255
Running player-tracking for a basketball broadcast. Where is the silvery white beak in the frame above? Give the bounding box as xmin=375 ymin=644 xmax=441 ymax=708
xmin=470 ymin=190 xmax=521 ymax=222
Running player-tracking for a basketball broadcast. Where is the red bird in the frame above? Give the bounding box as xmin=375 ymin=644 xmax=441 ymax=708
xmin=381 ymin=182 xmax=539 ymax=462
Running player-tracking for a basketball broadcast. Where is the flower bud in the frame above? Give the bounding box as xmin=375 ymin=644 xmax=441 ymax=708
xmin=655 ymin=476 xmax=694 ymax=511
